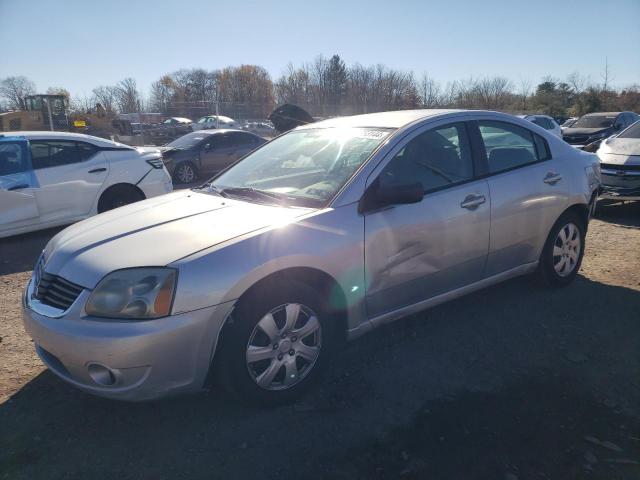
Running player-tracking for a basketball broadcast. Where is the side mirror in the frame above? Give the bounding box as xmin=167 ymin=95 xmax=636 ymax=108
xmin=360 ymin=181 xmax=424 ymax=213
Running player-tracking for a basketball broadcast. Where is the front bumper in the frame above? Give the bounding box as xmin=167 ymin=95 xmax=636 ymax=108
xmin=22 ymin=278 xmax=234 ymax=401
xmin=599 ymin=169 xmax=640 ymax=201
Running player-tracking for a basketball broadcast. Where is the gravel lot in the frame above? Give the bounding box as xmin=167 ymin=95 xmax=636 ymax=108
xmin=1 ymin=201 xmax=639 ymax=479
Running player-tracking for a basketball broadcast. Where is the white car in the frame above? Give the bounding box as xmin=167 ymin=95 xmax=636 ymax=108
xmin=192 ymin=115 xmax=239 ymax=131
xmin=0 ymin=131 xmax=173 ymax=238
xmin=596 ymin=120 xmax=640 ymax=201
xmin=518 ymin=114 xmax=562 ymax=138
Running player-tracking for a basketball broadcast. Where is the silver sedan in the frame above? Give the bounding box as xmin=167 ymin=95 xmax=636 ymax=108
xmin=22 ymin=110 xmax=601 ymax=403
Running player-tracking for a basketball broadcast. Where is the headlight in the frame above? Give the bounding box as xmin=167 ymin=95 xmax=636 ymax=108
xmin=86 ymin=268 xmax=177 ymax=319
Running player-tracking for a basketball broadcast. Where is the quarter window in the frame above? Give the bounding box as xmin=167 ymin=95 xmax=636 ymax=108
xmin=379 ymin=123 xmax=473 ymax=192
xmin=478 ymin=121 xmax=549 ymax=174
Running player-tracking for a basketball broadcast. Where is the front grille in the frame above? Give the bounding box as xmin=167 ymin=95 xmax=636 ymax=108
xmin=600 ymin=163 xmax=640 ymax=172
xmin=34 ymin=270 xmax=83 ymax=311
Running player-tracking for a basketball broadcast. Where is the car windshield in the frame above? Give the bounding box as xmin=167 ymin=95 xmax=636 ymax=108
xmin=573 ymin=115 xmax=615 ymax=128
xmin=618 ymin=121 xmax=640 ymax=139
xmin=165 ymin=132 xmax=212 ymax=149
xmin=207 ymin=127 xmax=392 ymax=208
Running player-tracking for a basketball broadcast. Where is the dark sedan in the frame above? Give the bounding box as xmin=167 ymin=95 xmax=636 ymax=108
xmin=162 ymin=129 xmax=267 ymax=184
xmin=563 ymin=111 xmax=639 ymax=149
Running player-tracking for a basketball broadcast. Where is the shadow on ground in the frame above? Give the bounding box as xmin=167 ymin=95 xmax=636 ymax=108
xmin=596 ymin=200 xmax=640 ymax=228
xmin=0 ymin=226 xmax=65 ymax=276
xmin=2 ymin=274 xmax=640 ymax=480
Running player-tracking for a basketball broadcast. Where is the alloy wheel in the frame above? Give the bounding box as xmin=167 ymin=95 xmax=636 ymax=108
xmin=176 ymin=163 xmax=195 ymax=183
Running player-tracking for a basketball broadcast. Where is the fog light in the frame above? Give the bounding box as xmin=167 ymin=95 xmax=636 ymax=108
xmin=87 ymin=363 xmax=117 ymax=386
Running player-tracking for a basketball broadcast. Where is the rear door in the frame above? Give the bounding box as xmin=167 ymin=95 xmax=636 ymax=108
xmin=473 ymin=120 xmax=570 ymax=276
xmin=30 ymin=140 xmax=109 ymax=221
xmin=0 ymin=138 xmax=40 ymax=233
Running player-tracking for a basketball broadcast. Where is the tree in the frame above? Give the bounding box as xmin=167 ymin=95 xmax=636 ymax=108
xmin=325 ymin=54 xmax=348 ymax=111
xmin=92 ymin=85 xmax=119 ymax=113
xmin=518 ymin=77 xmax=532 ymax=111
xmin=0 ymin=76 xmax=36 ymax=110
xmin=418 ymin=73 xmax=440 ymax=108
xmin=115 ymin=78 xmax=140 ymax=113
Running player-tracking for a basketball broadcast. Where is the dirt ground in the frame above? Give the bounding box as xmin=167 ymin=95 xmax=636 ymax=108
xmin=1 ymin=201 xmax=639 ymax=480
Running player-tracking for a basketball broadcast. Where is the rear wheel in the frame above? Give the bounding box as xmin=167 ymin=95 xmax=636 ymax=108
xmin=538 ymin=211 xmax=585 ymax=287
xmin=97 ymin=184 xmax=145 ymax=213
xmin=218 ymin=280 xmax=336 ymax=405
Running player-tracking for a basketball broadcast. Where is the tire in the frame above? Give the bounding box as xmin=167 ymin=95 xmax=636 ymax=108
xmin=97 ymin=185 xmax=145 ymax=213
xmin=173 ymin=161 xmax=197 ymax=184
xmin=537 ymin=211 xmax=586 ymax=287
xmin=218 ymin=280 xmax=337 ymax=405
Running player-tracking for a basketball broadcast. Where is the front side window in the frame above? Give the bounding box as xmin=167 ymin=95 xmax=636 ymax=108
xmin=379 ymin=123 xmax=473 ymax=192
xmin=478 ymin=121 xmax=549 ymax=174
xmin=0 ymin=141 xmax=30 ymax=176
xmin=209 ymin=127 xmax=392 ymax=207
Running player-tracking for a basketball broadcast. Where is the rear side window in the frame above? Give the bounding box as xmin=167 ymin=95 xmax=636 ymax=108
xmin=531 ymin=117 xmax=555 ymax=130
xmin=30 ymin=140 xmax=98 ymax=169
xmin=478 ymin=121 xmax=550 ymax=174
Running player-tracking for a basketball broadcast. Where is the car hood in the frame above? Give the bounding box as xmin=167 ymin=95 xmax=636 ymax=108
xmin=598 ymin=137 xmax=640 ymax=157
xmin=43 ymin=190 xmax=313 ymax=288
xmin=563 ymin=127 xmax=610 ymax=136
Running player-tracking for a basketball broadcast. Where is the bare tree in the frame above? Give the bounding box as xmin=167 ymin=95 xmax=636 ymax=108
xmin=92 ymin=85 xmax=119 ymax=113
xmin=418 ymin=73 xmax=440 ymax=108
xmin=114 ymin=78 xmax=140 ymax=113
xmin=519 ymin=77 xmax=532 ymax=111
xmin=0 ymin=76 xmax=36 ymax=110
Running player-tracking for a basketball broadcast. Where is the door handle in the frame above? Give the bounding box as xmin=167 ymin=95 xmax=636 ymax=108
xmin=7 ymin=184 xmax=29 ymax=191
xmin=88 ymin=168 xmax=107 ymax=174
xmin=460 ymin=194 xmax=486 ymax=210
xmin=543 ymin=172 xmax=562 ymax=185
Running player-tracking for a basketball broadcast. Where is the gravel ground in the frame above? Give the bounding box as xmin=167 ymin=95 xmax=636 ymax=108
xmin=1 ymin=201 xmax=639 ymax=479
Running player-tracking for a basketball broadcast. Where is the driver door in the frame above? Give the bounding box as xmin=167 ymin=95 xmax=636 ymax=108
xmin=364 ymin=122 xmax=491 ymax=318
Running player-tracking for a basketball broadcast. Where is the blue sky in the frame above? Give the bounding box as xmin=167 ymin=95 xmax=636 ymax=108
xmin=1 ymin=0 xmax=639 ymax=98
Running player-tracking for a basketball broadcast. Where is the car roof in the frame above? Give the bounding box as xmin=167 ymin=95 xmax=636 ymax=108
xmin=582 ymin=112 xmax=622 ymax=116
xmin=198 ymin=128 xmax=254 ymax=135
xmin=300 ymin=109 xmax=468 ymax=129
xmin=6 ymin=131 xmax=134 ymax=148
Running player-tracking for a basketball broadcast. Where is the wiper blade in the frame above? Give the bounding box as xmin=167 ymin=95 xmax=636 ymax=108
xmin=194 ymin=183 xmax=227 ymax=197
xmin=221 ymin=187 xmax=288 ymax=204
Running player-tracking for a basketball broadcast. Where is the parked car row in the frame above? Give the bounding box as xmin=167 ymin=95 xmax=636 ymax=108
xmin=17 ymin=109 xmax=601 ymax=404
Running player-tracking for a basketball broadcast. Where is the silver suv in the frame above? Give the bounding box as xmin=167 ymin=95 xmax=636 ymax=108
xmin=23 ymin=110 xmax=601 ymax=403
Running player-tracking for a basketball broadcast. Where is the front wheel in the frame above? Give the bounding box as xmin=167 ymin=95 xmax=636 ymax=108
xmin=218 ymin=281 xmax=336 ymax=405
xmin=173 ymin=161 xmax=197 ymax=184
xmin=538 ymin=211 xmax=586 ymax=287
